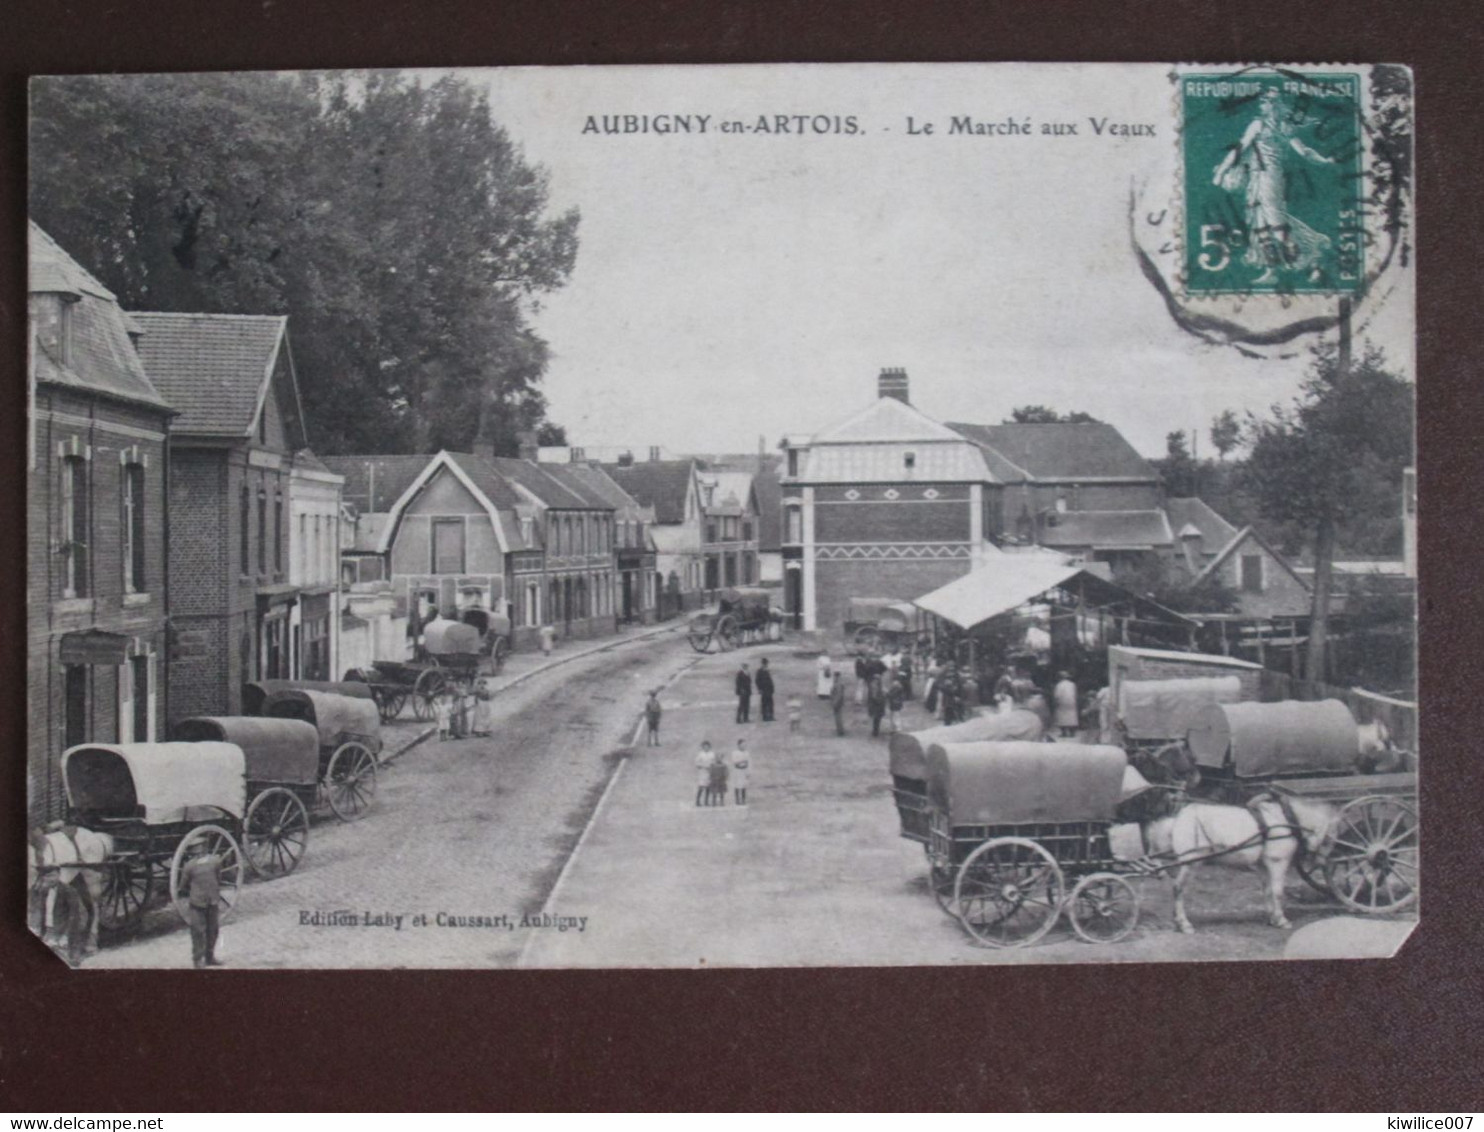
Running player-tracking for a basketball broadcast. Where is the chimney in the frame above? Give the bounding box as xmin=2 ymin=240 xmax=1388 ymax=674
xmin=517 ymin=430 xmax=539 ymax=462
xmin=878 ymin=367 xmax=910 ymax=403
xmin=648 ymin=446 xmax=662 ymax=462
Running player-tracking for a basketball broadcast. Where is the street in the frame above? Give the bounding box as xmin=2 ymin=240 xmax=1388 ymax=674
xmin=87 ymin=631 xmax=1413 ymax=970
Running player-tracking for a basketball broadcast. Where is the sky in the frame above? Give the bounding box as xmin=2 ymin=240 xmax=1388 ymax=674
xmin=458 ymin=64 xmax=1413 ymax=459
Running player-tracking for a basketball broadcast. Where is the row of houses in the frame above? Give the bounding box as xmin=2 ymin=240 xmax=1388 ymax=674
xmin=24 ymin=223 xmax=765 ymax=822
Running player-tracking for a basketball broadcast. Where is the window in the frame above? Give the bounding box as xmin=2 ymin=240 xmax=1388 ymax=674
xmin=240 ymin=483 xmax=251 ymax=574
xmin=1240 ymin=554 xmax=1264 ymax=593
xmin=61 ymin=455 xmax=89 ymax=598
xmin=130 ymin=654 xmax=150 ymax=741
xmin=432 ymin=518 xmax=465 ymax=574
xmin=121 ymin=463 xmax=146 ymax=593
xmin=300 ymin=514 xmax=308 ymax=580
xmin=787 ymin=449 xmax=799 ymax=477
xmin=274 ymin=490 xmax=283 ymax=574
xmin=786 ymin=506 xmax=803 ymax=544
xmin=706 ymin=522 xmax=718 ymax=545
xmin=904 ymin=452 xmax=916 ymax=470
xmin=256 ymin=487 xmax=267 ymax=574
xmin=265 ymin=618 xmax=285 ymax=679
xmin=258 ymin=405 xmax=266 ymax=446
xmin=742 ymin=520 xmax=753 ymax=543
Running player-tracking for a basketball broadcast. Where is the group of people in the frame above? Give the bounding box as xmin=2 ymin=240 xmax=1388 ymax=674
xmin=693 ymin=739 xmax=750 ymax=807
xmin=816 ymin=646 xmax=916 ymax=738
xmin=732 ymin=659 xmax=776 ymax=723
xmin=432 ymin=677 xmax=495 ymax=741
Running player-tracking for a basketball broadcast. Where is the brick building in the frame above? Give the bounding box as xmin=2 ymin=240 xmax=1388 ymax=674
xmin=601 ymin=455 xmax=708 ymax=616
xmin=132 ymin=311 xmax=311 ymax=721
xmin=564 ymin=461 xmax=658 ymax=625
xmin=287 ymin=449 xmax=345 ymax=681
xmin=699 ymin=469 xmax=761 ymax=590
xmin=27 ymin=224 xmax=174 ymax=821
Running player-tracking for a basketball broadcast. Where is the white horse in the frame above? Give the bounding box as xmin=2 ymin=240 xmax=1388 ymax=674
xmin=28 ymin=825 xmax=115 ymax=963
xmin=1143 ymin=794 xmax=1334 ymax=934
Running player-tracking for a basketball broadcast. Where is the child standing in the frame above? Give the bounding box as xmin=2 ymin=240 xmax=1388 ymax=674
xmin=709 ymin=744 xmax=729 ymax=806
xmin=433 ymin=692 xmax=452 ymax=741
xmin=787 ymin=694 xmax=803 ymax=733
xmin=694 ymin=741 xmax=714 ymax=807
xmin=644 ymin=691 xmax=663 ymax=746
xmin=731 ymin=739 xmax=750 ymax=806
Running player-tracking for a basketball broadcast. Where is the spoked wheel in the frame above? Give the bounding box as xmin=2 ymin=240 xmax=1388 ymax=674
xmin=244 ymin=787 xmax=311 ymax=878
xmin=325 ymin=741 xmax=378 ymax=822
xmin=930 ymin=863 xmax=959 ymax=916
xmin=716 ymin=615 xmax=740 ymax=651
xmin=686 ymin=617 xmax=715 ymax=653
xmin=1324 ymin=796 xmax=1418 ymax=914
xmin=169 ymin=824 xmax=244 ymax=924
xmin=1068 ymin=872 xmax=1140 ymax=944
xmin=379 ymin=690 xmax=408 ymax=723
xmin=414 ymin=667 xmax=447 ymax=720
xmin=953 ymin=837 xmax=1065 ymax=948
xmin=98 ymin=855 xmax=154 ymax=932
xmin=1294 ymin=853 xmax=1333 ymax=897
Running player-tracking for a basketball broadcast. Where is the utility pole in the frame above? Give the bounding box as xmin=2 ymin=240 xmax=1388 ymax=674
xmin=1304 ymin=296 xmax=1351 ymax=685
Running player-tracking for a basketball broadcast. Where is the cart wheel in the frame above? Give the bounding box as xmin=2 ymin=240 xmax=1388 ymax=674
xmin=98 ymin=856 xmax=154 ymax=932
xmin=1069 ymin=872 xmax=1140 ymax=944
xmin=325 ymin=742 xmax=378 ymax=822
xmin=1294 ymin=853 xmax=1333 ymax=897
xmin=1324 ymin=796 xmax=1418 ymax=914
xmin=169 ymin=824 xmax=244 ymax=924
xmin=381 ymin=690 xmax=407 ymax=722
xmin=930 ymin=863 xmax=958 ymax=916
xmin=953 ymin=837 xmax=1065 ymax=948
xmin=244 ymin=787 xmax=311 ymax=878
xmin=414 ymin=668 xmax=447 ymax=720
xmin=686 ymin=619 xmax=714 ymax=653
xmin=717 ymin=615 xmax=740 ymax=651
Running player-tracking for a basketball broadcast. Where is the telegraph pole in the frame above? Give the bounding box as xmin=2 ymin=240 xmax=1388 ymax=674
xmin=1304 ymin=296 xmax=1351 ymax=684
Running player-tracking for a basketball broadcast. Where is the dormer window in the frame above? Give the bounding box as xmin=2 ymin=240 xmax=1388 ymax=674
xmin=787 ymin=449 xmax=799 ymax=477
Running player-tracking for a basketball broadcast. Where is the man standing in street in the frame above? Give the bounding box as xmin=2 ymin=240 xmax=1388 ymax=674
xmin=830 ymin=671 xmax=847 ymax=736
xmin=735 ymin=662 xmax=753 ymax=724
xmin=181 ymin=843 xmax=225 ymax=968
xmin=755 ymin=658 xmax=776 ymax=722
xmin=644 ymin=690 xmax=663 ymax=746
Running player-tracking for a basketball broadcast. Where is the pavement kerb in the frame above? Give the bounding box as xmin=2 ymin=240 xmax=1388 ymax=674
xmin=517 ymin=650 xmax=704 ymax=968
xmin=381 ymin=619 xmax=689 ymax=767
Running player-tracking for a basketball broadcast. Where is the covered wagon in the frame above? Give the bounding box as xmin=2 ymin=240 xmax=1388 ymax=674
xmin=687 ymin=587 xmax=780 ymax=652
xmin=259 ymin=689 xmax=382 ymax=821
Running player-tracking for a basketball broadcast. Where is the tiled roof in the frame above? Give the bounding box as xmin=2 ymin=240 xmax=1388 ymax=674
xmin=948 ymin=422 xmax=1157 ymax=481
xmin=29 ymin=223 xmax=170 ymax=412
xmin=562 ymin=463 xmax=644 ymax=514
xmin=799 ymin=443 xmax=992 ymax=484
xmin=487 ymin=457 xmax=609 ymax=510
xmin=600 ymin=460 xmax=696 ymax=524
xmin=706 ymin=470 xmax=756 ymax=514
xmin=1163 ymin=496 xmax=1239 ymax=547
xmin=533 ymin=460 xmax=617 ymax=509
xmin=1039 ymin=509 xmax=1174 ymax=550
xmin=131 ymin=311 xmax=287 ymax=436
xmin=320 ymin=455 xmax=433 ymax=513
xmin=292 ymin=448 xmax=335 ymax=475
xmin=445 ymin=453 xmax=530 ymax=510
xmin=814 ymin=396 xmax=968 ymax=444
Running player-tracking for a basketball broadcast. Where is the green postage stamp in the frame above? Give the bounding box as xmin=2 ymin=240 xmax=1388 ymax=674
xmin=1182 ymin=71 xmax=1364 ymax=295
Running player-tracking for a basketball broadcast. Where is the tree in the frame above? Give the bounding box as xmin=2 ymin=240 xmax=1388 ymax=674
xmin=1210 ymin=409 xmax=1242 ymax=460
xmin=1005 ymin=406 xmax=1100 ymax=424
xmin=536 ymin=422 xmax=569 ymax=446
xmin=1154 ymin=430 xmax=1200 ymax=496
xmin=29 ymin=71 xmax=578 ymax=454
xmin=1239 ymin=343 xmax=1414 ymax=681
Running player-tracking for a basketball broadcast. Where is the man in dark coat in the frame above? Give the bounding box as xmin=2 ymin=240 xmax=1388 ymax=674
xmin=867 ymin=676 xmax=887 ymax=738
xmin=755 ymin=658 xmax=776 ymax=722
xmin=735 ymin=663 xmax=753 ymax=723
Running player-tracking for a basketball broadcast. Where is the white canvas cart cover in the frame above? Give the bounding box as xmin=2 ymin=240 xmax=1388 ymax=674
xmin=925 ymin=741 xmax=1127 ymax=826
xmin=174 ymin=716 xmax=321 ymax=787
xmin=63 ymin=742 xmax=246 ymax=824
xmin=888 ymin=710 xmax=1044 ymax=782
xmin=1185 ymin=699 xmax=1358 ymax=777
xmin=265 ymin=689 xmax=382 ymax=750
xmin=1118 ymin=676 xmax=1243 ymax=740
xmin=423 ymin=619 xmax=482 ymax=656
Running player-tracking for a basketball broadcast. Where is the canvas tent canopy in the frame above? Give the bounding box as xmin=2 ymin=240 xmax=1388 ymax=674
xmin=264 ymin=689 xmax=382 ymax=751
xmin=913 ymin=557 xmax=1193 ymax=634
xmin=423 ymin=619 xmax=482 ymax=657
xmin=1185 ymin=699 xmax=1359 ymax=777
xmin=64 ymin=742 xmax=246 ymax=825
xmin=242 ymin=679 xmax=374 ymax=717
xmin=925 ymin=741 xmax=1127 ymax=826
xmin=1118 ymin=676 xmax=1243 ymax=741
xmin=173 ymin=717 xmax=321 ymax=787
xmin=888 ymin=710 xmax=1045 ymax=783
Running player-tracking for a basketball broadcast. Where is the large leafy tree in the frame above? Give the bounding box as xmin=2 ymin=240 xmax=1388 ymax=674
xmin=30 ymin=70 xmax=579 ymax=454
xmin=1240 ymin=344 xmax=1414 ymax=681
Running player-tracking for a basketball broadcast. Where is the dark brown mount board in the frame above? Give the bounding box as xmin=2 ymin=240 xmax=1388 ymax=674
xmin=1 ymin=0 xmax=1480 ymax=1112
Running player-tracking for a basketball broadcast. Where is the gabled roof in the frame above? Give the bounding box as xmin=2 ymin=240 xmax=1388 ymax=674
xmin=486 ymin=457 xmax=609 ymax=510
xmin=1039 ymin=509 xmax=1174 ymax=550
xmin=320 ymin=455 xmax=434 ymax=513
xmin=600 ymin=459 xmax=697 ymax=524
xmin=705 ymin=470 xmax=758 ymax=517
xmin=375 ymin=451 xmax=512 ymax=555
xmin=814 ymin=396 xmax=969 ymax=444
xmin=562 ymin=463 xmax=644 ymax=514
xmin=1195 ymin=526 xmax=1312 ymax=592
xmin=948 ymin=422 xmax=1157 ymax=482
xmin=1164 ymin=497 xmax=1239 ymax=548
xmin=445 ymin=453 xmax=529 ymax=510
xmin=131 ymin=311 xmax=299 ymax=439
xmin=29 ymin=223 xmax=171 ymax=412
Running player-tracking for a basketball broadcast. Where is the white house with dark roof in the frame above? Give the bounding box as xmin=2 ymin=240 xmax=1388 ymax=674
xmin=131 ymin=310 xmax=330 ymax=721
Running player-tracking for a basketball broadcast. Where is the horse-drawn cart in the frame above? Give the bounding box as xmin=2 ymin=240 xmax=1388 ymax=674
xmin=258 ymin=689 xmax=383 ymax=821
xmin=846 ymin=597 xmax=920 ymax=653
xmin=62 ymin=741 xmax=248 ymax=932
xmin=352 ymin=612 xmax=509 ymax=721
xmin=173 ymin=716 xmax=322 ymax=877
xmin=686 ymin=587 xmax=780 ymax=653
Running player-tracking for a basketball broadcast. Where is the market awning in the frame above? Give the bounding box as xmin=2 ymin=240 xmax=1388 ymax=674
xmin=913 ymin=556 xmax=1194 ymax=631
xmin=59 ymin=630 xmax=130 ymax=665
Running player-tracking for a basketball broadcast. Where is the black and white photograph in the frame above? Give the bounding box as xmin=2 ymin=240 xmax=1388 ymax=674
xmin=25 ymin=62 xmax=1417 ymax=971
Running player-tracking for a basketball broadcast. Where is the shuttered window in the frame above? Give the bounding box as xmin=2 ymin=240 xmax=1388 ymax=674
xmin=432 ymin=518 xmax=465 ymax=574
